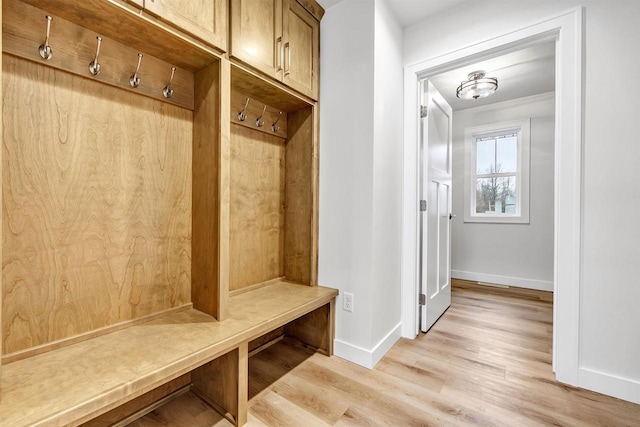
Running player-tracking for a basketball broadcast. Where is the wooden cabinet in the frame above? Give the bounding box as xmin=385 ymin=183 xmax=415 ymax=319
xmin=282 ymin=0 xmax=319 ymax=99
xmin=145 ymin=0 xmax=228 ymax=52
xmin=231 ymin=0 xmax=320 ymax=100
xmin=230 ymin=0 xmax=283 ymax=81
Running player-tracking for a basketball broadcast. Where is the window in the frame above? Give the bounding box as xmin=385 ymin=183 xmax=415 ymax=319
xmin=464 ymin=119 xmax=530 ymax=223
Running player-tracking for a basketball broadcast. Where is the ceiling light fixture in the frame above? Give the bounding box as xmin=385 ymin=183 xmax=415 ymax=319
xmin=456 ymin=70 xmax=498 ymax=99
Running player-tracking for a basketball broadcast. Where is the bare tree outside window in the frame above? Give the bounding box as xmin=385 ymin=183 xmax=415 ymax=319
xmin=475 ymin=164 xmax=516 ymax=214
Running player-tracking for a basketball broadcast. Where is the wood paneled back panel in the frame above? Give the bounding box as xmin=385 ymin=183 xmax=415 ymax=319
xmin=284 ymin=106 xmax=312 ymax=284
xmin=192 ymin=62 xmax=224 ymax=319
xmin=2 ymin=55 xmax=192 ymax=354
xmin=229 ymin=123 xmax=285 ymax=291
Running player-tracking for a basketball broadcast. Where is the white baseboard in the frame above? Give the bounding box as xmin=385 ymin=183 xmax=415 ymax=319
xmin=578 ymin=367 xmax=640 ymax=405
xmin=451 ymin=270 xmax=553 ymax=292
xmin=334 ymin=322 xmax=402 ymax=369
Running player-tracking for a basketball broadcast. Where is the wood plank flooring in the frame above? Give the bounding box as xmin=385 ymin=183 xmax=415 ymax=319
xmin=131 ymin=280 xmax=640 ymax=426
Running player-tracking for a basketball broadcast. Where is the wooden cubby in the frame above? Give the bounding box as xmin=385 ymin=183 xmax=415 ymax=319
xmin=228 ymin=68 xmax=316 ymax=294
xmin=0 ymin=0 xmax=333 ymax=425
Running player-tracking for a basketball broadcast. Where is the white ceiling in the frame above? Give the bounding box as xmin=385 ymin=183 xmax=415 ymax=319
xmin=386 ymin=0 xmax=472 ymax=27
xmin=430 ymin=42 xmax=556 ymax=111
xmin=317 ymin=1 xmax=556 ymax=110
xmin=317 ymin=0 xmax=473 ymax=28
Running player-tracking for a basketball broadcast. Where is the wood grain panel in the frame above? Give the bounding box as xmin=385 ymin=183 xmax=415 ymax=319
xmin=283 ymin=0 xmax=319 ymax=100
xmin=284 ymin=301 xmax=331 ymax=354
xmin=144 ymin=0 xmax=227 ymax=52
xmin=231 ymin=63 xmax=311 ymax=112
xmin=82 ymin=374 xmax=191 ymax=427
xmin=192 ymin=343 xmax=249 ymax=426
xmin=217 ymin=59 xmax=231 ymax=320
xmin=3 ymin=0 xmax=195 ymax=110
xmin=127 ymin=391 xmax=234 ymax=427
xmin=248 ymin=326 xmax=284 ymax=354
xmin=230 ymin=0 xmax=282 ymax=81
xmin=284 ymin=107 xmax=312 ymax=284
xmin=19 ymin=0 xmax=218 ymax=72
xmin=2 ymin=55 xmax=192 ymax=354
xmin=229 ymin=124 xmax=285 ymax=291
xmin=0 ymin=0 xmax=3 ymax=395
xmin=192 ymin=62 xmax=220 ymax=319
xmin=229 ymin=276 xmax=285 ymax=297
xmin=310 ymin=103 xmax=319 ymax=285
xmin=2 ymin=303 xmax=191 ymax=364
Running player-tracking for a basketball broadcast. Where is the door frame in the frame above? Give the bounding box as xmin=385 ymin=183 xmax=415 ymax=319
xmin=401 ymin=7 xmax=583 ymax=386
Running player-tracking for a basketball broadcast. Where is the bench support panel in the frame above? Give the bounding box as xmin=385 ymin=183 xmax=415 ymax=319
xmin=284 ymin=300 xmax=335 ymax=355
xmin=192 ymin=342 xmax=249 ymax=426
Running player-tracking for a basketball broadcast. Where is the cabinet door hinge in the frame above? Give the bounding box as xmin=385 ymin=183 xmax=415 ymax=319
xmin=419 ymin=294 xmax=426 ymax=305
xmin=420 ymin=200 xmax=427 ymax=212
xmin=420 ymin=105 xmax=428 ymax=118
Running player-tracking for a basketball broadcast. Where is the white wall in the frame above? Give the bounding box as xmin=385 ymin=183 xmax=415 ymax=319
xmin=451 ymin=93 xmax=555 ymax=291
xmin=371 ymin=0 xmax=403 ymax=358
xmin=405 ymin=0 xmax=640 ymax=404
xmin=319 ymin=0 xmax=375 ymax=352
xmin=319 ymin=0 xmax=403 ymax=368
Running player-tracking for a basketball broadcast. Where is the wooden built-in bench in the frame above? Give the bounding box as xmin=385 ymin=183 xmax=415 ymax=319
xmin=0 ymin=281 xmax=337 ymax=426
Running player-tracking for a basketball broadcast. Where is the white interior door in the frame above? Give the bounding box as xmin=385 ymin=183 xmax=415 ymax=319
xmin=419 ymin=80 xmax=453 ymax=332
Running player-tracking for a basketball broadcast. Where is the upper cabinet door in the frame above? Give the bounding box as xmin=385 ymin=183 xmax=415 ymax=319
xmin=230 ymin=0 xmax=283 ymax=81
xmin=283 ymin=0 xmax=319 ymax=100
xmin=145 ymin=0 xmax=228 ymax=52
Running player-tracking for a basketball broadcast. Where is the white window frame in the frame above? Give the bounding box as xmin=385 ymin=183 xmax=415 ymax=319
xmin=464 ymin=118 xmax=531 ymax=223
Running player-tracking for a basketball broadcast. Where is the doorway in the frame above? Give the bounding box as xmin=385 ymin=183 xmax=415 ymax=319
xmin=402 ymin=8 xmax=583 ymax=386
xmin=418 ymin=41 xmax=556 ymax=334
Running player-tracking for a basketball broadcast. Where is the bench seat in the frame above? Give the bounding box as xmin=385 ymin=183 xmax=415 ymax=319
xmin=0 ymin=281 xmax=337 ymax=426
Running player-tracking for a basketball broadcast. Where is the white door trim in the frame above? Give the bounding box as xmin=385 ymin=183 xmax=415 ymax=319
xmin=400 ymin=7 xmax=583 ymax=386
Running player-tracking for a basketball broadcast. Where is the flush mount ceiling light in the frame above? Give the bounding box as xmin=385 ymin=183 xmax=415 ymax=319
xmin=456 ymin=70 xmax=498 ymax=99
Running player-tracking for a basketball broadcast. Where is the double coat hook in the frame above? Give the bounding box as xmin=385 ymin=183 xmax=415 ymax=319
xmin=38 ymin=15 xmax=53 ymax=60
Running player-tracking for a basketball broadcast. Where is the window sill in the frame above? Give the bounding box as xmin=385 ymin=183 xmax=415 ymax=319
xmin=463 ymin=215 xmax=530 ymax=224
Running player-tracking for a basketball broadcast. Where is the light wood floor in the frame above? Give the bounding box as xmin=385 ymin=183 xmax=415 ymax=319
xmin=131 ymin=280 xmax=640 ymax=426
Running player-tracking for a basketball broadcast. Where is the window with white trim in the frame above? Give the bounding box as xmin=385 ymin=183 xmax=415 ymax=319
xmin=464 ymin=119 xmax=530 ymax=223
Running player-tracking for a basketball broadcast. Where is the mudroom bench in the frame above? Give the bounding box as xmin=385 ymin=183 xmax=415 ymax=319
xmin=0 ymin=281 xmax=337 ymax=426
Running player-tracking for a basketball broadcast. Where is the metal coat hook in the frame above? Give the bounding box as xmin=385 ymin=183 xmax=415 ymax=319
xmin=129 ymin=53 xmax=143 ymax=88
xmin=163 ymin=67 xmax=176 ymax=98
xmin=271 ymin=112 xmax=282 ymax=132
xmin=38 ymin=15 xmax=53 ymax=60
xmin=238 ymin=98 xmax=249 ymax=121
xmin=256 ymin=105 xmax=267 ymax=127
xmin=88 ymin=36 xmax=102 ymax=76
